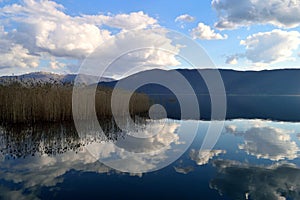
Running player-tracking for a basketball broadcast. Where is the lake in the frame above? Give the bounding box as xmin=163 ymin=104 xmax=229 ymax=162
xmin=0 ymin=119 xmax=300 ymax=199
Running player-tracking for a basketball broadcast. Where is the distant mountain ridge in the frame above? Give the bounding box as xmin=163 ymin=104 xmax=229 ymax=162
xmin=4 ymin=69 xmax=300 ymax=94
xmin=0 ymin=72 xmax=114 ymax=86
xmin=2 ymin=69 xmax=300 ymax=121
xmin=100 ymin=68 xmax=300 ymax=95
xmin=98 ymin=68 xmax=300 ymax=121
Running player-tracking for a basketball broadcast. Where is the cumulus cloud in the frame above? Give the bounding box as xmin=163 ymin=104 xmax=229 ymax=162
xmin=212 ymin=0 xmax=300 ymax=29
xmin=211 ymin=160 xmax=300 ymax=200
xmin=0 ymin=0 xmax=179 ymax=74
xmin=78 ymin=28 xmax=181 ymax=78
xmin=225 ymin=123 xmax=299 ymax=161
xmin=0 ymin=26 xmax=39 ymax=69
xmin=225 ymin=55 xmax=238 ymax=65
xmin=175 ymin=14 xmax=195 ymax=23
xmin=0 ymin=44 xmax=39 ymax=69
xmin=225 ymin=124 xmax=237 ymax=132
xmin=189 ymin=149 xmax=226 ymax=165
xmin=49 ymin=58 xmax=66 ymax=70
xmin=241 ymin=29 xmax=300 ymax=64
xmin=226 ymin=29 xmax=300 ymax=65
xmin=191 ymin=23 xmax=228 ymax=40
xmin=82 ymin=11 xmax=158 ymax=30
xmin=0 ymin=0 xmax=109 ymax=58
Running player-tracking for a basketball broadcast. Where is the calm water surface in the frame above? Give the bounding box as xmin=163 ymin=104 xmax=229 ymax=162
xmin=1 ymin=119 xmax=300 ymax=199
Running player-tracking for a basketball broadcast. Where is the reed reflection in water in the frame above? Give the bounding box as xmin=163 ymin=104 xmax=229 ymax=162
xmin=0 ymin=118 xmax=138 ymax=159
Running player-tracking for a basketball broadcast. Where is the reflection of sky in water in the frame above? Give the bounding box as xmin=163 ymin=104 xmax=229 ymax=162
xmin=0 ymin=119 xmax=300 ymax=199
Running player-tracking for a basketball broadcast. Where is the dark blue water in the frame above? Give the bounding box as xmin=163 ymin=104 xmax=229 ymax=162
xmin=1 ymin=119 xmax=300 ymax=199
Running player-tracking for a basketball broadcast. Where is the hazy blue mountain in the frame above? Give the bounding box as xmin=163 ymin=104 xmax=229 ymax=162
xmin=100 ymin=68 xmax=300 ymax=95
xmin=100 ymin=69 xmax=300 ymax=121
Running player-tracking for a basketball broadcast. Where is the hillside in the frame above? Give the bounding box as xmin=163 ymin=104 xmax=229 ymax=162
xmin=99 ymin=69 xmax=300 ymax=121
xmin=0 ymin=72 xmax=114 ymax=87
xmin=100 ymin=68 xmax=300 ymax=95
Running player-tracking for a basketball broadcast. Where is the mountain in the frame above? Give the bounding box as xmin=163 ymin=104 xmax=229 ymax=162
xmin=0 ymin=72 xmax=114 ymax=86
xmin=3 ymin=69 xmax=300 ymax=121
xmin=99 ymin=69 xmax=300 ymax=121
xmin=100 ymin=68 xmax=300 ymax=95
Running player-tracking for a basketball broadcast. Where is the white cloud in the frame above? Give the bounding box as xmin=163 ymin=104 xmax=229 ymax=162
xmin=82 ymin=11 xmax=158 ymax=30
xmin=191 ymin=22 xmax=228 ymax=40
xmin=240 ymin=29 xmax=300 ymax=65
xmin=225 ymin=55 xmax=238 ymax=65
xmin=79 ymin=28 xmax=181 ymax=78
xmin=0 ymin=0 xmax=178 ymax=74
xmin=175 ymin=14 xmax=195 ymax=23
xmin=0 ymin=0 xmax=111 ymax=58
xmin=49 ymin=58 xmax=66 ymax=70
xmin=0 ymin=27 xmax=39 ymax=69
xmin=225 ymin=124 xmax=237 ymax=132
xmin=212 ymin=0 xmax=300 ymax=29
xmin=211 ymin=160 xmax=300 ymax=200
xmin=226 ymin=123 xmax=299 ymax=161
xmin=0 ymin=43 xmax=39 ymax=69
xmin=189 ymin=149 xmax=226 ymax=165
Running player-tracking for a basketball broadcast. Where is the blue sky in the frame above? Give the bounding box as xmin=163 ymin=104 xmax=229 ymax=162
xmin=0 ymin=0 xmax=300 ymax=76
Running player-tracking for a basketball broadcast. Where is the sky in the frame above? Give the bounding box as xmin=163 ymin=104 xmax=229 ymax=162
xmin=0 ymin=0 xmax=300 ymax=77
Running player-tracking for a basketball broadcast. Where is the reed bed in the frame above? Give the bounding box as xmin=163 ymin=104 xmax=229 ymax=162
xmin=0 ymin=83 xmax=150 ymax=124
